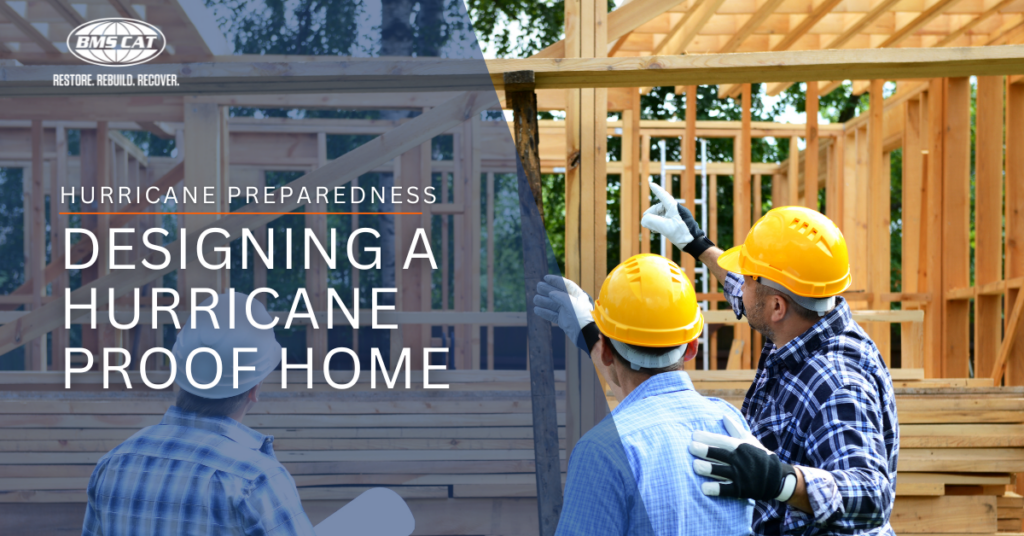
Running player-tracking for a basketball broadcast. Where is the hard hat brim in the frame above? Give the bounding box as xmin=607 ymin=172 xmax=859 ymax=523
xmin=716 ymin=246 xmax=745 ymax=275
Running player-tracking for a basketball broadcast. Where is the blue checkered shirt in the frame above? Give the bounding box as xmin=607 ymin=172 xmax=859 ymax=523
xmin=557 ymin=371 xmax=754 ymax=536
xmin=723 ymin=272 xmax=899 ymax=536
xmin=82 ymin=406 xmax=314 ymax=536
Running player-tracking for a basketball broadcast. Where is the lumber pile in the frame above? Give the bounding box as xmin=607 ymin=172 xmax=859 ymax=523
xmin=0 ymin=370 xmax=567 ymax=534
xmin=692 ymin=369 xmax=1024 ymax=536
xmin=2 ymin=369 xmax=1024 ymax=535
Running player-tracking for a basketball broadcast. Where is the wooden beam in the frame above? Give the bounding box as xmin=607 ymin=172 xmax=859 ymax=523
xmin=0 ymin=91 xmax=497 ymax=357
xmin=943 ymin=78 xmax=971 ymax=378
xmin=935 ymin=0 xmax=1018 ymax=47
xmin=901 ymin=97 xmax=924 ymax=369
xmin=44 ymin=0 xmax=86 ymax=25
xmin=974 ymin=76 xmax=1004 ymax=378
xmin=734 ymin=84 xmax=753 ymax=369
xmin=1009 ymin=79 xmax=1024 ymax=387
xmin=28 ymin=120 xmax=45 ymax=370
xmin=788 ymin=136 xmax=799 ymax=207
xmin=5 ymin=47 xmax=1024 ymax=96
xmin=620 ymin=89 xmax=640 ymax=259
xmin=868 ymin=80 xmax=891 ymax=365
xmin=805 ymin=81 xmax=819 ymax=209
xmin=682 ymin=85 xmax=697 ymax=288
xmin=0 ymin=2 xmax=61 ymax=56
xmin=993 ymin=288 xmax=1024 ymax=383
xmin=653 ymin=0 xmax=728 ymax=56
xmin=717 ymin=0 xmax=787 ymax=54
xmin=877 ymin=0 xmax=966 ymax=49
xmin=923 ymin=82 xmax=944 ymax=378
xmin=531 ymin=0 xmax=683 ymax=59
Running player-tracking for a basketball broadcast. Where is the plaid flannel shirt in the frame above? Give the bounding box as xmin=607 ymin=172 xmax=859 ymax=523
xmin=723 ymin=272 xmax=899 ymax=536
xmin=557 ymin=371 xmax=754 ymax=536
xmin=82 ymin=406 xmax=314 ymax=536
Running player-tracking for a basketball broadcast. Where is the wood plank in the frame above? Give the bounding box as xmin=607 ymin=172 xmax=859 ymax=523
xmin=897 ymin=449 xmax=1024 ymax=472
xmin=890 ymin=495 xmax=997 ymax=534
xmin=922 ymin=82 xmax=944 ymax=378
xmin=4 ymin=47 xmax=1024 ymax=96
xmin=902 ymin=96 xmax=925 ymax=369
xmin=868 ymin=79 xmax=892 ymax=365
xmin=899 ymin=424 xmax=1024 ymax=448
xmin=943 ymin=77 xmax=972 ymax=378
xmin=734 ymin=84 xmax=753 ymax=369
xmin=805 ymin=81 xmax=819 ymax=210
xmin=1009 ymin=79 xmax=1024 ymax=388
xmin=975 ymin=76 xmax=1005 ymax=379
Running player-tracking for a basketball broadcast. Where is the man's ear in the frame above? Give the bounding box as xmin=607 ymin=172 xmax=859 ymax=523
xmin=682 ymin=339 xmax=699 ymax=362
xmin=249 ymin=382 xmax=262 ymax=403
xmin=771 ymin=294 xmax=789 ymax=323
xmin=598 ymin=335 xmax=616 ymax=367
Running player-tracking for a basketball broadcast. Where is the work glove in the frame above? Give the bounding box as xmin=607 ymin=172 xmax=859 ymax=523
xmin=533 ymin=275 xmax=597 ymax=353
xmin=689 ymin=415 xmax=798 ymax=502
xmin=641 ymin=181 xmax=715 ymax=260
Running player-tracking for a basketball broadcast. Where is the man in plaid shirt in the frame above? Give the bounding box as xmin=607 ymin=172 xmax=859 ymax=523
xmin=82 ymin=292 xmax=316 ymax=535
xmin=643 ymin=184 xmax=898 ymax=536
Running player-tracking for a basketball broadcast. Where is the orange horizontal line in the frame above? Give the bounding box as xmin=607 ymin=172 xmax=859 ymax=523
xmin=60 ymin=212 xmax=423 ymax=216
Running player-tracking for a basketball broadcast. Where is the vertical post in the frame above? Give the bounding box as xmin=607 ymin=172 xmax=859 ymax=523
xmin=868 ymin=79 xmax=891 ymax=365
xmin=830 ymin=132 xmax=844 ymax=223
xmin=788 ymin=136 xmax=800 ymax=207
xmin=563 ymin=0 xmax=583 ymax=458
xmin=78 ymin=129 xmax=98 ymax=360
xmin=51 ymin=125 xmax=68 ymax=370
xmin=1007 ymin=79 xmax=1024 ymax=387
xmin=640 ymin=134 xmax=652 ymax=254
xmin=943 ymin=78 xmax=971 ymax=378
xmin=486 ymin=172 xmax=496 ymax=370
xmin=619 ymin=89 xmax=639 ymax=259
xmin=682 ymin=85 xmax=698 ymax=284
xmin=506 ymin=70 xmax=563 ymax=536
xmin=805 ymin=81 xmax=819 ymax=210
xmin=469 ymin=118 xmax=484 ymax=371
xmin=974 ymin=76 xmax=1004 ymax=378
xmin=28 ymin=120 xmax=46 ymax=370
xmin=733 ymin=85 xmax=753 ymax=369
xmin=183 ymin=100 xmax=223 ymax=295
xmin=308 ymin=132 xmax=329 ymax=371
xmin=901 ymin=97 xmax=925 ymax=369
xmin=96 ymin=122 xmax=113 ymax=354
xmin=922 ymin=83 xmax=945 ymax=378
xmin=708 ymin=173 xmax=718 ymax=369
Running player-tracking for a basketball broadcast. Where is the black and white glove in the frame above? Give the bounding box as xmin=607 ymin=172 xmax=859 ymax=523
xmin=533 ymin=275 xmax=599 ymax=353
xmin=689 ymin=416 xmax=798 ymax=502
xmin=641 ymin=181 xmax=715 ymax=260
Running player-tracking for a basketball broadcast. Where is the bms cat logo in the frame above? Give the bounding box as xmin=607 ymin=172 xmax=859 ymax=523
xmin=67 ymin=18 xmax=166 ymax=67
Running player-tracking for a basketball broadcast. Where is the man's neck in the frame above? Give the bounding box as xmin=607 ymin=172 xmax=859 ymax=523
xmin=770 ymin=318 xmax=818 ymax=350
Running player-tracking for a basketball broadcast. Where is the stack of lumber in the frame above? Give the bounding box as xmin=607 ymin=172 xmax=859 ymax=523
xmin=692 ymin=369 xmax=1024 ymax=536
xmin=0 ymin=370 xmax=567 ymax=535
xmin=2 ymin=368 xmax=1024 ymax=535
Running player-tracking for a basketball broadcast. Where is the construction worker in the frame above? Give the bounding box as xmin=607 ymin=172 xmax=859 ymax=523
xmin=81 ymin=290 xmax=317 ymax=535
xmin=641 ymin=182 xmax=899 ymax=536
xmin=534 ymin=254 xmax=754 ymax=535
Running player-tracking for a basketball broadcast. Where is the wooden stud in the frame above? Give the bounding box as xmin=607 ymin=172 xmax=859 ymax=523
xmin=619 ymin=90 xmax=639 ymax=259
xmin=923 ymin=82 xmax=945 ymax=378
xmin=974 ymin=76 xmax=1004 ymax=378
xmin=28 ymin=120 xmax=45 ymax=371
xmin=1008 ymin=79 xmax=1024 ymax=387
xmin=805 ymin=81 xmax=819 ymax=210
xmin=486 ymin=172 xmax=495 ymax=371
xmin=640 ymin=134 xmax=651 ymax=254
xmin=943 ymin=78 xmax=972 ymax=378
xmin=50 ymin=125 xmax=67 ymax=371
xmin=868 ymin=80 xmax=891 ymax=365
xmin=182 ymin=101 xmax=223 ymax=295
xmin=788 ymin=136 xmax=800 ymax=208
xmin=469 ymin=117 xmax=483 ymax=371
xmin=682 ymin=85 xmax=697 ymax=287
xmin=901 ymin=97 xmax=925 ymax=369
xmin=708 ymin=173 xmax=719 ymax=369
xmin=733 ymin=84 xmax=753 ymax=369
xmin=307 ymin=132 xmax=329 ymax=371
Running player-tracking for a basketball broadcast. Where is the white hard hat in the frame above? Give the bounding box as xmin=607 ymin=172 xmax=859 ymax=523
xmin=171 ymin=290 xmax=281 ymax=399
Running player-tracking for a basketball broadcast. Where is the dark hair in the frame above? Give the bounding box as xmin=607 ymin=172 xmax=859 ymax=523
xmin=604 ymin=335 xmax=683 ymax=376
xmin=175 ymin=389 xmax=250 ymax=418
xmin=754 ymin=280 xmax=820 ymax=322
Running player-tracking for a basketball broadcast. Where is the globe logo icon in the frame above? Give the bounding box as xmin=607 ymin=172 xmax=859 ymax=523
xmin=67 ymin=18 xmax=166 ymax=67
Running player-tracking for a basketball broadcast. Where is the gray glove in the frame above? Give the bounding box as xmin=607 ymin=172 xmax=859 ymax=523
xmin=533 ymin=275 xmax=594 ymax=353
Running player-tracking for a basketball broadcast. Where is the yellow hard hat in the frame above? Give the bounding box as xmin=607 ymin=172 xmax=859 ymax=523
xmin=592 ymin=254 xmax=704 ymax=347
xmin=717 ymin=206 xmax=852 ymax=298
